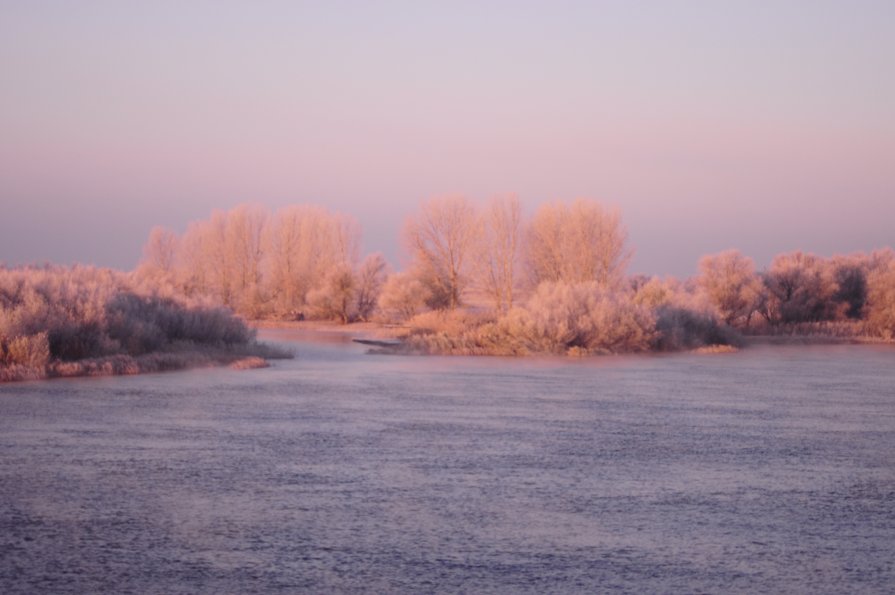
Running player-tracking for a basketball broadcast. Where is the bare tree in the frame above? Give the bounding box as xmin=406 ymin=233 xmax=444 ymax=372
xmin=141 ymin=227 xmax=179 ymax=275
xmin=476 ymin=194 xmax=522 ymax=314
xmin=226 ymin=204 xmax=269 ymax=317
xmin=176 ymin=220 xmax=210 ymax=299
xmin=178 ymin=210 xmax=232 ymax=306
xmin=404 ymin=196 xmax=481 ymax=310
xmin=265 ymin=205 xmax=360 ymax=316
xmin=762 ymin=251 xmax=839 ymax=324
xmin=265 ymin=206 xmax=303 ymax=313
xmin=525 ymin=199 xmax=630 ymax=289
xmin=354 ymin=253 xmax=389 ymax=321
xmin=174 ymin=205 xmax=269 ymax=314
xmin=829 ymin=254 xmax=869 ymax=320
xmin=865 ymin=249 xmax=895 ymax=338
xmin=306 ymin=263 xmax=356 ymax=323
xmin=632 ymin=275 xmax=686 ymax=309
xmin=697 ymin=250 xmax=763 ymax=327
xmin=135 ymin=203 xmax=367 ymax=321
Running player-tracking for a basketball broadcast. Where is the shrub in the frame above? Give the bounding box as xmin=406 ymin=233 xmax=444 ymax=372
xmin=652 ymin=305 xmax=743 ymax=351
xmin=402 ymin=283 xmax=656 ymax=356
xmin=0 ymin=265 xmax=281 ymax=382
xmin=402 ymin=310 xmax=526 ymax=356
xmin=378 ymin=272 xmax=431 ymax=322
xmin=306 ymin=264 xmax=357 ymax=323
xmin=865 ymin=259 xmax=895 ymax=339
xmin=762 ymin=252 xmax=839 ymax=325
xmin=518 ymin=282 xmax=655 ymax=354
xmin=6 ymin=332 xmax=50 ymax=368
xmin=697 ymin=250 xmax=763 ymax=327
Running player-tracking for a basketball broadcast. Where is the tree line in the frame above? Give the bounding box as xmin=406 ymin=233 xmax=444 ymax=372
xmin=7 ymin=196 xmax=888 ymax=378
xmin=133 ymin=196 xmax=895 ymax=349
xmin=136 ymin=197 xmax=631 ymax=322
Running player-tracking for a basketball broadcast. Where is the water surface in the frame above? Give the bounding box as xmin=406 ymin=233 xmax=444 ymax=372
xmin=1 ymin=332 xmax=894 ymax=593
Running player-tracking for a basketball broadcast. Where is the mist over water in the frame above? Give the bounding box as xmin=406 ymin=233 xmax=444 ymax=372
xmin=1 ymin=332 xmax=894 ymax=593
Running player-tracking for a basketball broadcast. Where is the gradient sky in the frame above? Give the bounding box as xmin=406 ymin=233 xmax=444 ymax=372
xmin=2 ymin=1 xmax=893 ymax=276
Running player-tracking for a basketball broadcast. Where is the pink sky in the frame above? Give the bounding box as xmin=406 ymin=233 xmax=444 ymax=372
xmin=1 ymin=1 xmax=893 ymax=276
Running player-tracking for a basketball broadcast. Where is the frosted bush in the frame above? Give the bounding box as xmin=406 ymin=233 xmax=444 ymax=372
xmin=763 ymin=252 xmax=839 ymax=325
xmin=518 ymin=281 xmax=655 ymax=354
xmin=652 ymin=305 xmax=742 ymax=351
xmin=378 ymin=272 xmax=431 ymax=322
xmin=697 ymin=250 xmax=763 ymax=328
xmin=0 ymin=265 xmax=284 ymax=381
xmin=6 ymin=332 xmax=50 ymax=368
xmin=865 ymin=258 xmax=895 ymax=339
xmin=306 ymin=264 xmax=357 ymax=323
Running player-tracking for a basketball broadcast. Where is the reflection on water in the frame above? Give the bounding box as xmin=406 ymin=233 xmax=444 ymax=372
xmin=1 ymin=333 xmax=894 ymax=593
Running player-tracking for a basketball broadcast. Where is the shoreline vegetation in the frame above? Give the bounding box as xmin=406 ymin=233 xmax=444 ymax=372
xmin=0 ymin=266 xmax=292 ymax=383
xmin=4 ymin=196 xmax=894 ymax=380
xmin=256 ymin=319 xmax=889 ymax=357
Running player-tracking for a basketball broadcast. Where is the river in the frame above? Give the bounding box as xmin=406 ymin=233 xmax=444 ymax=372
xmin=1 ymin=330 xmax=893 ymax=593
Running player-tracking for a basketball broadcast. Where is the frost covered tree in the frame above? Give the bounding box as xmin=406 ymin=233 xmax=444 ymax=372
xmin=829 ymin=255 xmax=869 ymax=320
xmin=525 ymin=199 xmax=630 ymax=289
xmin=175 ymin=205 xmax=269 ymax=315
xmin=865 ymin=249 xmax=895 ymax=338
xmin=519 ymin=281 xmax=655 ymax=353
xmin=264 ymin=205 xmax=360 ymax=316
xmin=140 ymin=227 xmax=179 ymax=275
xmin=378 ymin=272 xmax=432 ymax=322
xmin=306 ymin=264 xmax=357 ymax=323
xmin=354 ymin=253 xmax=389 ymax=322
xmin=140 ymin=203 xmax=362 ymax=318
xmin=404 ymin=196 xmax=481 ymax=310
xmin=179 ymin=210 xmax=234 ymax=306
xmin=225 ymin=204 xmax=268 ymax=316
xmin=762 ymin=251 xmax=839 ymax=324
xmin=476 ymin=194 xmax=522 ymax=314
xmin=697 ymin=250 xmax=763 ymax=327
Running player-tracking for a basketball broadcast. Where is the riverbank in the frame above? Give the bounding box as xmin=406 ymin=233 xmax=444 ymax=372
xmin=0 ymin=266 xmax=296 ymax=383
xmin=252 ymin=319 xmax=892 ymax=357
xmin=742 ymin=334 xmax=891 ymax=346
xmin=251 ymin=319 xmax=409 ymax=340
xmin=0 ymin=345 xmax=289 ymax=383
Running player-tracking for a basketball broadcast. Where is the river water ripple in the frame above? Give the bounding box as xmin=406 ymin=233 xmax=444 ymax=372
xmin=1 ymin=332 xmax=894 ymax=593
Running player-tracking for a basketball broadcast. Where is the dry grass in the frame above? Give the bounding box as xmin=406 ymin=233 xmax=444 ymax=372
xmin=691 ymin=344 xmax=740 ymax=354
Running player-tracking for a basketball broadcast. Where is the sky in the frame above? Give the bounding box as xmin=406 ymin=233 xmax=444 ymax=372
xmin=1 ymin=0 xmax=893 ymax=277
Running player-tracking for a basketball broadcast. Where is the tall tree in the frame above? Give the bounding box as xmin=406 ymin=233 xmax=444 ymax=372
xmin=179 ymin=210 xmax=232 ymax=306
xmin=762 ymin=251 xmax=839 ymax=324
xmin=354 ymin=253 xmax=389 ymax=321
xmin=140 ymin=226 xmax=179 ymax=275
xmin=697 ymin=250 xmax=763 ymax=327
xmin=526 ymin=199 xmax=630 ymax=289
xmin=829 ymin=255 xmax=869 ymax=320
xmin=477 ymin=194 xmax=522 ymax=314
xmin=306 ymin=264 xmax=357 ymax=323
xmin=404 ymin=196 xmax=481 ymax=310
xmin=226 ymin=204 xmax=268 ymax=316
xmin=265 ymin=205 xmax=360 ymax=315
xmin=865 ymin=249 xmax=895 ymax=338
